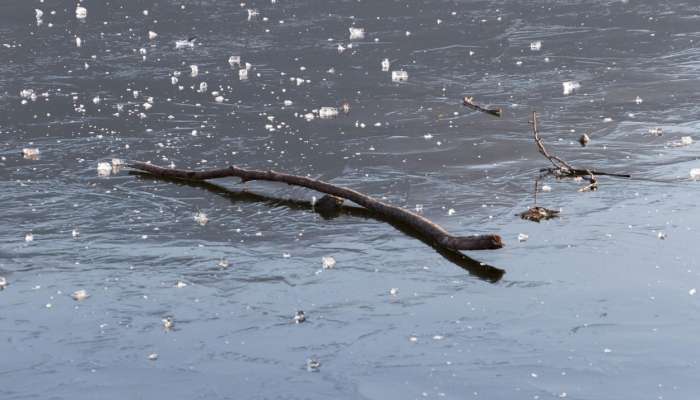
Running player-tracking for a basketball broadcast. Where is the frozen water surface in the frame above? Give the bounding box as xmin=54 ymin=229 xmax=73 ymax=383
xmin=2 ymin=1 xmax=700 ymax=399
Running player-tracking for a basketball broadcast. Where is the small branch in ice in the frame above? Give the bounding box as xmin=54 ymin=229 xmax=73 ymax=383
xmin=128 ymin=161 xmax=504 ymax=252
xmin=463 ymin=96 xmax=502 ymax=117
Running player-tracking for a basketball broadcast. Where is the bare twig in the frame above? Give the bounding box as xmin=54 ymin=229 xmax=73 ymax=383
xmin=530 ymin=112 xmax=631 ymax=179
xmin=128 ymin=161 xmax=504 ymax=251
xmin=463 ymin=96 xmax=502 ymax=117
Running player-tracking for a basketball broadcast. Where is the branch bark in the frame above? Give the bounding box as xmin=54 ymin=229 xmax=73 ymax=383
xmin=128 ymin=161 xmax=504 ymax=251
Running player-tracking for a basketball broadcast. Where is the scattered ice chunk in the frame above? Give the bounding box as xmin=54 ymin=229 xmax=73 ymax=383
xmin=35 ymin=9 xmax=43 ymax=24
xmin=542 ymin=185 xmax=552 ymax=192
xmin=228 ymin=55 xmax=241 ymax=67
xmin=175 ymin=39 xmax=195 ymax=49
xmin=603 ymin=348 xmax=612 ymax=353
xmin=97 ymin=162 xmax=112 ymax=176
xmin=22 ymin=148 xmax=40 ymax=159
xmin=409 ymin=336 xmax=418 ymax=342
xmin=304 ymin=112 xmax=315 ymax=121
xmin=391 ymin=70 xmax=408 ymax=82
xmin=148 ymin=353 xmax=158 ymax=361
xmin=72 ymin=229 xmax=80 ymax=238
xmin=690 ymin=288 xmax=697 ymax=296
xmin=75 ymin=5 xmax=87 ymax=19
xmin=175 ymin=280 xmax=187 ymax=288
xmin=318 ymin=107 xmax=338 ymax=119
xmin=657 ymin=231 xmax=666 ymax=240
xmin=670 ymin=136 xmax=694 ymax=147
xmin=518 ymin=233 xmax=529 ymax=242
xmin=76 ymin=37 xmax=82 ymax=47
xmin=390 ymin=288 xmax=399 ymax=296
xmin=529 ymin=41 xmax=542 ymax=51
xmin=217 ymin=258 xmax=229 ymax=268
xmin=562 ymin=81 xmax=580 ymax=95
xmin=25 ymin=233 xmax=34 ymax=242
xmin=239 ymin=68 xmax=249 ymax=80
xmin=92 ymin=96 xmax=101 ymax=105
xmin=162 ymin=317 xmax=174 ymax=330
xmin=648 ymin=127 xmax=663 ymax=136
xmin=322 ymin=256 xmax=336 ymax=269
xmin=337 ymin=44 xmax=346 ymax=53
xmin=19 ymin=89 xmax=35 ymax=100
xmin=194 ymin=211 xmax=209 ymax=226
xmin=214 ymin=95 xmax=224 ymax=103
xmin=381 ymin=58 xmax=390 ymax=71
xmin=690 ymin=168 xmax=700 ymax=179
xmin=294 ymin=310 xmax=306 ymax=323
xmin=283 ymin=99 xmax=293 ymax=106
xmin=71 ymin=289 xmax=89 ymax=301
xmin=306 ymin=358 xmax=321 ymax=372
xmin=0 ymin=276 xmax=7 ymax=290
xmin=148 ymin=31 xmax=158 ymax=40
xmin=349 ymin=27 xmax=365 ymax=40
xmin=190 ymin=65 xmax=199 ymax=77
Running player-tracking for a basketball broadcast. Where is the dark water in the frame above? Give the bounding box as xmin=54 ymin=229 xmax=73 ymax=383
xmin=2 ymin=0 xmax=700 ymax=398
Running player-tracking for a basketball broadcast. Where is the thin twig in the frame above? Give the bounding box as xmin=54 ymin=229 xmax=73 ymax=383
xmin=530 ymin=112 xmax=630 ymax=179
xmin=463 ymin=97 xmax=502 ymax=117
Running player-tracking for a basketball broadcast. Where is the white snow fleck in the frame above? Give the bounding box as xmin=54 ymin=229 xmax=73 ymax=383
xmin=97 ymin=162 xmax=112 ymax=176
xmin=381 ymin=58 xmax=390 ymax=71
xmin=322 ymin=256 xmax=336 ymax=269
xmin=319 ymin=107 xmax=338 ymax=119
xmin=71 ymin=289 xmax=89 ymax=301
xmin=194 ymin=211 xmax=209 ymax=226
xmin=562 ymin=81 xmax=580 ymax=95
xmin=349 ymin=27 xmax=365 ymax=40
xmin=75 ymin=5 xmax=87 ymax=19
xmin=391 ymin=70 xmax=408 ymax=82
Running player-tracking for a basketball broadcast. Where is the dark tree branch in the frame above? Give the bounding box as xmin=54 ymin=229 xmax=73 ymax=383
xmin=128 ymin=161 xmax=504 ymax=251
xmin=130 ymin=174 xmax=505 ymax=282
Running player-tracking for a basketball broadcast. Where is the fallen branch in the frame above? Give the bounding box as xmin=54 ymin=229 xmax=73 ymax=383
xmin=132 ymin=176 xmax=505 ymax=282
xmin=128 ymin=161 xmax=504 ymax=251
xmin=463 ymin=96 xmax=502 ymax=117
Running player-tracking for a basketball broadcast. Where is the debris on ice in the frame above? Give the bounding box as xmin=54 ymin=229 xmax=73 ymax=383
xmin=391 ymin=70 xmax=408 ymax=82
xmin=562 ymin=81 xmax=580 ymax=95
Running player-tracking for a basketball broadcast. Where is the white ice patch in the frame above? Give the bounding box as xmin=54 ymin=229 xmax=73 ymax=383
xmin=75 ymin=5 xmax=87 ymax=19
xmin=349 ymin=27 xmax=365 ymax=40
xmin=391 ymin=70 xmax=408 ymax=82
xmin=562 ymin=81 xmax=580 ymax=95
